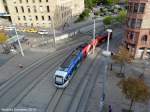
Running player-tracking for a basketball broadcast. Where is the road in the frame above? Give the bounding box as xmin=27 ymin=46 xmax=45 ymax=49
xmin=0 ymin=27 xmax=123 ymax=112
xmin=0 ymin=32 xmax=91 ymax=109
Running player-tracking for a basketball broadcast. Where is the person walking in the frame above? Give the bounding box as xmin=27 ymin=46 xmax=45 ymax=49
xmin=108 ymin=105 xmax=112 ymax=112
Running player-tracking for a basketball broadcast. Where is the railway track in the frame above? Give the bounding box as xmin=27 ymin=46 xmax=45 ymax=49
xmin=7 ymin=53 xmax=69 ymax=108
xmin=45 ymin=47 xmax=101 ymax=112
xmin=83 ymin=30 xmax=124 ymax=112
xmin=0 ymin=48 xmax=70 ymax=108
xmin=0 ymin=35 xmax=89 ymax=109
xmin=45 ymin=30 xmax=124 ymax=112
xmin=0 ymin=33 xmax=89 ymax=91
xmin=66 ymin=48 xmax=102 ymax=112
xmin=0 ymin=29 xmax=123 ymax=111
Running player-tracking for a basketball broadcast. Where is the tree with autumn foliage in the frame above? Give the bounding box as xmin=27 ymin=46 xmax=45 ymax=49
xmin=0 ymin=32 xmax=7 ymax=44
xmin=112 ymin=46 xmax=132 ymax=76
xmin=118 ymin=77 xmax=150 ymax=111
xmin=0 ymin=32 xmax=8 ymax=53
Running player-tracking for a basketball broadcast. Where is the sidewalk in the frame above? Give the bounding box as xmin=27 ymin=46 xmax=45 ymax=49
xmin=0 ymin=50 xmax=49 ymax=87
xmin=0 ymin=32 xmax=89 ymax=88
xmin=105 ymin=59 xmax=150 ymax=112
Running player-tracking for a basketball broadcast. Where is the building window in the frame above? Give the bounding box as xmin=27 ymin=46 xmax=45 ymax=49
xmin=23 ymin=16 xmax=26 ymax=20
xmin=15 ymin=7 xmax=18 ymax=13
xmin=24 ymin=23 xmax=27 ymax=26
xmin=39 ymin=0 xmax=42 ymax=2
xmin=19 ymin=0 xmax=22 ymax=3
xmin=29 ymin=15 xmax=32 ymax=21
xmin=128 ymin=3 xmax=134 ymax=13
xmin=135 ymin=19 xmax=142 ymax=28
xmin=32 ymin=0 xmax=35 ymax=3
xmin=18 ymin=16 xmax=20 ymax=21
xmin=33 ymin=6 xmax=37 ymax=13
xmin=46 ymin=0 xmax=48 ymax=2
xmin=40 ymin=6 xmax=43 ymax=12
xmin=35 ymin=16 xmax=38 ymax=21
xmin=47 ymin=6 xmax=50 ymax=12
xmin=133 ymin=3 xmax=139 ymax=13
xmin=141 ymin=35 xmax=147 ymax=45
xmin=42 ymin=16 xmax=44 ymax=20
xmin=13 ymin=0 xmax=16 ymax=4
xmin=31 ymin=23 xmax=33 ymax=27
xmin=21 ymin=6 xmax=24 ymax=13
xmin=27 ymin=6 xmax=31 ymax=13
xmin=139 ymin=3 xmax=145 ymax=13
xmin=128 ymin=32 xmax=136 ymax=43
xmin=48 ymin=16 xmax=51 ymax=20
xmin=131 ymin=19 xmax=136 ymax=28
xmin=127 ymin=18 xmax=142 ymax=29
xmin=26 ymin=0 xmax=28 ymax=3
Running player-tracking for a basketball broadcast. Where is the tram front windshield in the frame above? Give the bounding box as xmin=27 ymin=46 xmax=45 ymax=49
xmin=55 ymin=76 xmax=63 ymax=84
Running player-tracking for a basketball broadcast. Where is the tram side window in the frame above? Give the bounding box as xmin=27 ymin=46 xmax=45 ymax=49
xmin=65 ymin=76 xmax=69 ymax=82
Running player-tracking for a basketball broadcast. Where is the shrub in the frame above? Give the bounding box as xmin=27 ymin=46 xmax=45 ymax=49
xmin=103 ymin=16 xmax=112 ymax=26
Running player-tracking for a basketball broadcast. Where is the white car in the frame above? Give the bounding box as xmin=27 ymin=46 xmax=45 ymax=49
xmin=10 ymin=49 xmax=17 ymax=54
xmin=0 ymin=25 xmax=3 ymax=30
xmin=38 ymin=30 xmax=49 ymax=35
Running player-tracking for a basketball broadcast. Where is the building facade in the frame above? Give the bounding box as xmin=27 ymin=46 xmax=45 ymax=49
xmin=125 ymin=0 xmax=150 ymax=59
xmin=0 ymin=0 xmax=8 ymax=16
xmin=2 ymin=0 xmax=84 ymax=28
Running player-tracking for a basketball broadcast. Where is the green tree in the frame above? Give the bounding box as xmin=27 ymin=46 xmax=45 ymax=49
xmin=112 ymin=46 xmax=132 ymax=76
xmin=103 ymin=16 xmax=112 ymax=26
xmin=106 ymin=0 xmax=113 ymax=5
xmin=85 ymin=0 xmax=93 ymax=9
xmin=115 ymin=10 xmax=127 ymax=24
xmin=118 ymin=77 xmax=150 ymax=111
xmin=114 ymin=0 xmax=120 ymax=4
xmin=125 ymin=0 xmax=128 ymax=4
xmin=85 ymin=0 xmax=100 ymax=9
xmin=106 ymin=0 xmax=120 ymax=5
xmin=76 ymin=9 xmax=90 ymax=22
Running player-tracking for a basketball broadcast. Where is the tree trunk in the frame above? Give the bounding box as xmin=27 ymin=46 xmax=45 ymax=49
xmin=120 ymin=64 xmax=123 ymax=74
xmin=129 ymin=99 xmax=134 ymax=111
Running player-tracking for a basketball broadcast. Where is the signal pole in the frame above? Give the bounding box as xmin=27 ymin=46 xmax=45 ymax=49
xmin=93 ymin=19 xmax=96 ymax=54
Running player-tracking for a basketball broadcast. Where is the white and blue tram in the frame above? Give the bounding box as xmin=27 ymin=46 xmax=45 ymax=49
xmin=54 ymin=48 xmax=83 ymax=88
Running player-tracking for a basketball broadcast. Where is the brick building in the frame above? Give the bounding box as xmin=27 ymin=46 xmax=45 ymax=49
xmin=125 ymin=0 xmax=150 ymax=59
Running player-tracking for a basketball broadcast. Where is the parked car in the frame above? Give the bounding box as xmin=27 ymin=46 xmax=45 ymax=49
xmin=23 ymin=28 xmax=38 ymax=33
xmin=38 ymin=30 xmax=48 ymax=35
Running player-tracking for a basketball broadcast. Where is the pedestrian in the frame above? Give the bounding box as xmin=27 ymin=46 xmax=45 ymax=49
xmin=18 ymin=64 xmax=23 ymax=68
xmin=110 ymin=63 xmax=112 ymax=71
xmin=13 ymin=44 xmax=17 ymax=49
xmin=108 ymin=105 xmax=112 ymax=112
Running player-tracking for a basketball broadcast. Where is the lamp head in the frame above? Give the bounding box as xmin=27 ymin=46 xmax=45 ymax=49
xmin=107 ymin=29 xmax=112 ymax=33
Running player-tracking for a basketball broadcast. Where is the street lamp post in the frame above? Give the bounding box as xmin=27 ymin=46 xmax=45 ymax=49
xmin=102 ymin=29 xmax=112 ymax=56
xmin=93 ymin=19 xmax=96 ymax=54
xmin=5 ymin=25 xmax=24 ymax=56
xmin=51 ymin=18 xmax=56 ymax=48
xmin=14 ymin=26 xmax=24 ymax=56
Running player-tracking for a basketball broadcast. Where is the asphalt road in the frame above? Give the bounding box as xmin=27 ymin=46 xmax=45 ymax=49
xmin=0 ymin=27 xmax=123 ymax=112
xmin=0 ymin=32 xmax=92 ymax=111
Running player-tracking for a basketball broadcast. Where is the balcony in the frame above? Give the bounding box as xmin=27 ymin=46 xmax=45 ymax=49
xmin=125 ymin=26 xmax=140 ymax=32
xmin=127 ymin=13 xmax=144 ymax=19
xmin=125 ymin=38 xmax=136 ymax=46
